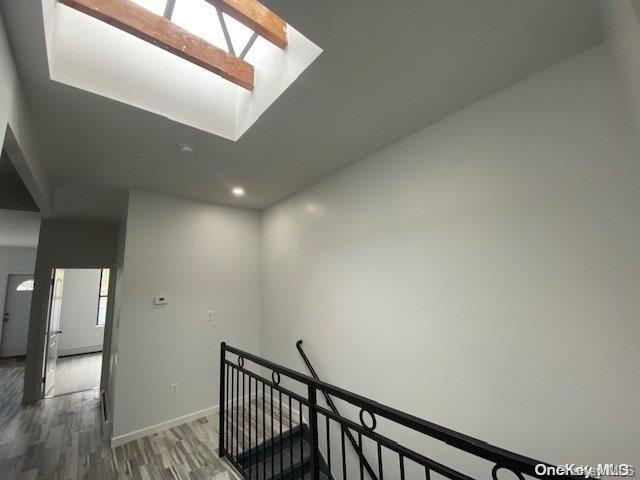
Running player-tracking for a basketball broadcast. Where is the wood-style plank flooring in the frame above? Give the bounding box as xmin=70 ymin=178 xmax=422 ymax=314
xmin=49 ymin=352 xmax=102 ymax=397
xmin=0 ymin=357 xmax=288 ymax=479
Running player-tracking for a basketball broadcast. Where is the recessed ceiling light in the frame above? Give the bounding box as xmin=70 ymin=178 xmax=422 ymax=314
xmin=232 ymin=186 xmax=245 ymax=197
xmin=178 ymin=143 xmax=196 ymax=155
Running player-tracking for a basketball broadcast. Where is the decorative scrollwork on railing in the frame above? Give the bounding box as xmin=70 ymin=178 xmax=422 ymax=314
xmin=221 ymin=343 xmax=581 ymax=480
xmin=359 ymin=408 xmax=377 ymax=431
xmin=492 ymin=464 xmax=525 ymax=480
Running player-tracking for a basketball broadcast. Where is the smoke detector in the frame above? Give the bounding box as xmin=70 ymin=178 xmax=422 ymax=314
xmin=179 ymin=143 xmax=196 ymax=155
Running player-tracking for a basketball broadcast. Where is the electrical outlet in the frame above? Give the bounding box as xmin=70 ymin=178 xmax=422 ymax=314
xmin=206 ymin=310 xmax=214 ymax=321
xmin=170 ymin=383 xmax=178 ymax=396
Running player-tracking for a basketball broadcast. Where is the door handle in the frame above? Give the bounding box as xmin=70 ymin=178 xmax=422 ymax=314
xmin=3 ymin=313 xmax=8 ymax=322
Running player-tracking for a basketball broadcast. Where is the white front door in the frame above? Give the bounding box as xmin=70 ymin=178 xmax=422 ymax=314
xmin=1 ymin=274 xmax=34 ymax=357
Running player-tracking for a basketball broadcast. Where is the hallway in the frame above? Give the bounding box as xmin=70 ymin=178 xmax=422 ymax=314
xmin=0 ymin=358 xmax=236 ymax=479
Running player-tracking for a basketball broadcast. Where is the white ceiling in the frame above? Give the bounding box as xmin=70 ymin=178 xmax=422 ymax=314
xmin=0 ymin=0 xmax=603 ymax=218
xmin=0 ymin=209 xmax=41 ymax=247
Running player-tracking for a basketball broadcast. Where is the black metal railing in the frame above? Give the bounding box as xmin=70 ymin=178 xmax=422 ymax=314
xmin=218 ymin=342 xmax=584 ymax=480
xmin=297 ymin=340 xmax=379 ymax=480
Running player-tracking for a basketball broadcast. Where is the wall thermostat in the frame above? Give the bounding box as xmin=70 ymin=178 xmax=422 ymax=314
xmin=153 ymin=296 xmax=168 ymax=306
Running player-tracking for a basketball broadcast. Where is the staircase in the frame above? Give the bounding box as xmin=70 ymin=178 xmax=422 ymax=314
xmin=234 ymin=423 xmax=331 ymax=480
xmin=226 ymin=395 xmax=333 ymax=480
xmin=219 ymin=342 xmax=587 ymax=480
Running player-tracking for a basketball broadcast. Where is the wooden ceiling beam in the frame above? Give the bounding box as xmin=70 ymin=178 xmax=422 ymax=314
xmin=206 ymin=0 xmax=288 ymax=49
xmin=59 ymin=0 xmax=255 ymax=90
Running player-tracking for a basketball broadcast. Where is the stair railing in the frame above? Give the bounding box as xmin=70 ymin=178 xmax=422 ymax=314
xmin=219 ymin=342 xmax=585 ymax=480
xmin=296 ymin=339 xmax=379 ymax=480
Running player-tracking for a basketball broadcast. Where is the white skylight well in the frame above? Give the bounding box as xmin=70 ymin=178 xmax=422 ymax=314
xmin=42 ymin=0 xmax=322 ymax=140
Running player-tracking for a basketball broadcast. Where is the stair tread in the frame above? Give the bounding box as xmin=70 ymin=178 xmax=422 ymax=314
xmin=243 ymin=440 xmax=312 ymax=480
xmin=236 ymin=424 xmax=303 ymax=460
xmin=304 ymin=472 xmax=330 ymax=480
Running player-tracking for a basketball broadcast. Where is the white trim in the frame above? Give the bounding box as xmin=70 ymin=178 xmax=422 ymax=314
xmin=111 ymin=405 xmax=220 ymax=447
xmin=58 ymin=345 xmax=103 ymax=357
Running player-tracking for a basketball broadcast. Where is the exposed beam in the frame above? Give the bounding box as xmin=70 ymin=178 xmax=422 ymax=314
xmin=58 ymin=0 xmax=255 ymax=90
xmin=206 ymin=0 xmax=287 ymax=49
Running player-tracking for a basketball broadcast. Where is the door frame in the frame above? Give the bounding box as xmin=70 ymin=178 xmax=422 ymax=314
xmin=0 ymin=271 xmax=35 ymax=357
xmin=41 ymin=268 xmax=60 ymax=397
xmin=38 ymin=267 xmax=114 ymax=400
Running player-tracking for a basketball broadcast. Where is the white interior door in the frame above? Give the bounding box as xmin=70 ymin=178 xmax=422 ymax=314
xmin=44 ymin=269 xmax=64 ymax=396
xmin=1 ymin=274 xmax=34 ymax=357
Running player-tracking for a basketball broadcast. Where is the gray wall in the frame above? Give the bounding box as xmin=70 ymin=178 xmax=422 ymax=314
xmin=23 ymin=220 xmax=118 ymax=403
xmin=0 ymin=246 xmax=36 ymax=344
xmin=112 ymin=191 xmax=261 ymax=441
xmin=260 ymin=44 xmax=640 ymax=475
xmin=58 ymin=268 xmax=104 ymax=356
xmin=0 ymin=9 xmax=52 ymax=213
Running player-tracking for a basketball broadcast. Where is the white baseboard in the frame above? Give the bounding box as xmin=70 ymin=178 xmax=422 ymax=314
xmin=110 ymin=390 xmax=264 ymax=447
xmin=59 ymin=345 xmax=103 ymax=357
xmin=111 ymin=405 xmax=219 ymax=447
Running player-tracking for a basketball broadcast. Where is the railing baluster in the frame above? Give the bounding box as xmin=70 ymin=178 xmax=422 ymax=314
xmin=236 ymin=366 xmax=239 ymax=461
xmin=218 ymin=343 xmax=226 ymax=457
xmin=341 ymin=425 xmax=347 ymax=480
xmin=425 ymin=466 xmax=431 ymax=480
xmin=308 ymin=385 xmax=320 ymax=480
xmin=254 ymin=380 xmax=258 ymax=476
xmin=289 ymin=395 xmax=294 ymax=478
xmin=262 ymin=382 xmax=266 ymax=477
xmin=399 ymin=454 xmax=405 ymax=480
xmin=326 ymin=415 xmax=331 ymax=473
xmin=231 ymin=367 xmax=238 ymax=458
xmin=299 ymin=401 xmax=303 ymax=480
xmin=249 ymin=375 xmax=253 ymax=479
xmin=271 ymin=385 xmax=275 ymax=479
xmin=242 ymin=371 xmax=246 ymax=460
xmin=359 ymin=432 xmax=364 ymax=480
xmin=279 ymin=391 xmax=283 ymax=479
xmin=378 ymin=442 xmax=384 ymax=480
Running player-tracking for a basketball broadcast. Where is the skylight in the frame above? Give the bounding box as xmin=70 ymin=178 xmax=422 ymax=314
xmin=171 ymin=0 xmax=228 ymax=51
xmin=130 ymin=0 xmax=259 ymax=58
xmin=44 ymin=0 xmax=322 ymax=140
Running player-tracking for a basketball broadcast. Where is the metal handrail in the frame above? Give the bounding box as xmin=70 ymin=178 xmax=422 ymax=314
xmin=296 ymin=340 xmax=379 ymax=480
xmin=219 ymin=342 xmax=585 ymax=480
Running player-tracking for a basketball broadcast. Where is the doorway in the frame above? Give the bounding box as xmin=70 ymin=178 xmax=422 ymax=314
xmin=43 ymin=268 xmax=110 ymax=397
xmin=1 ymin=273 xmax=34 ymax=357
